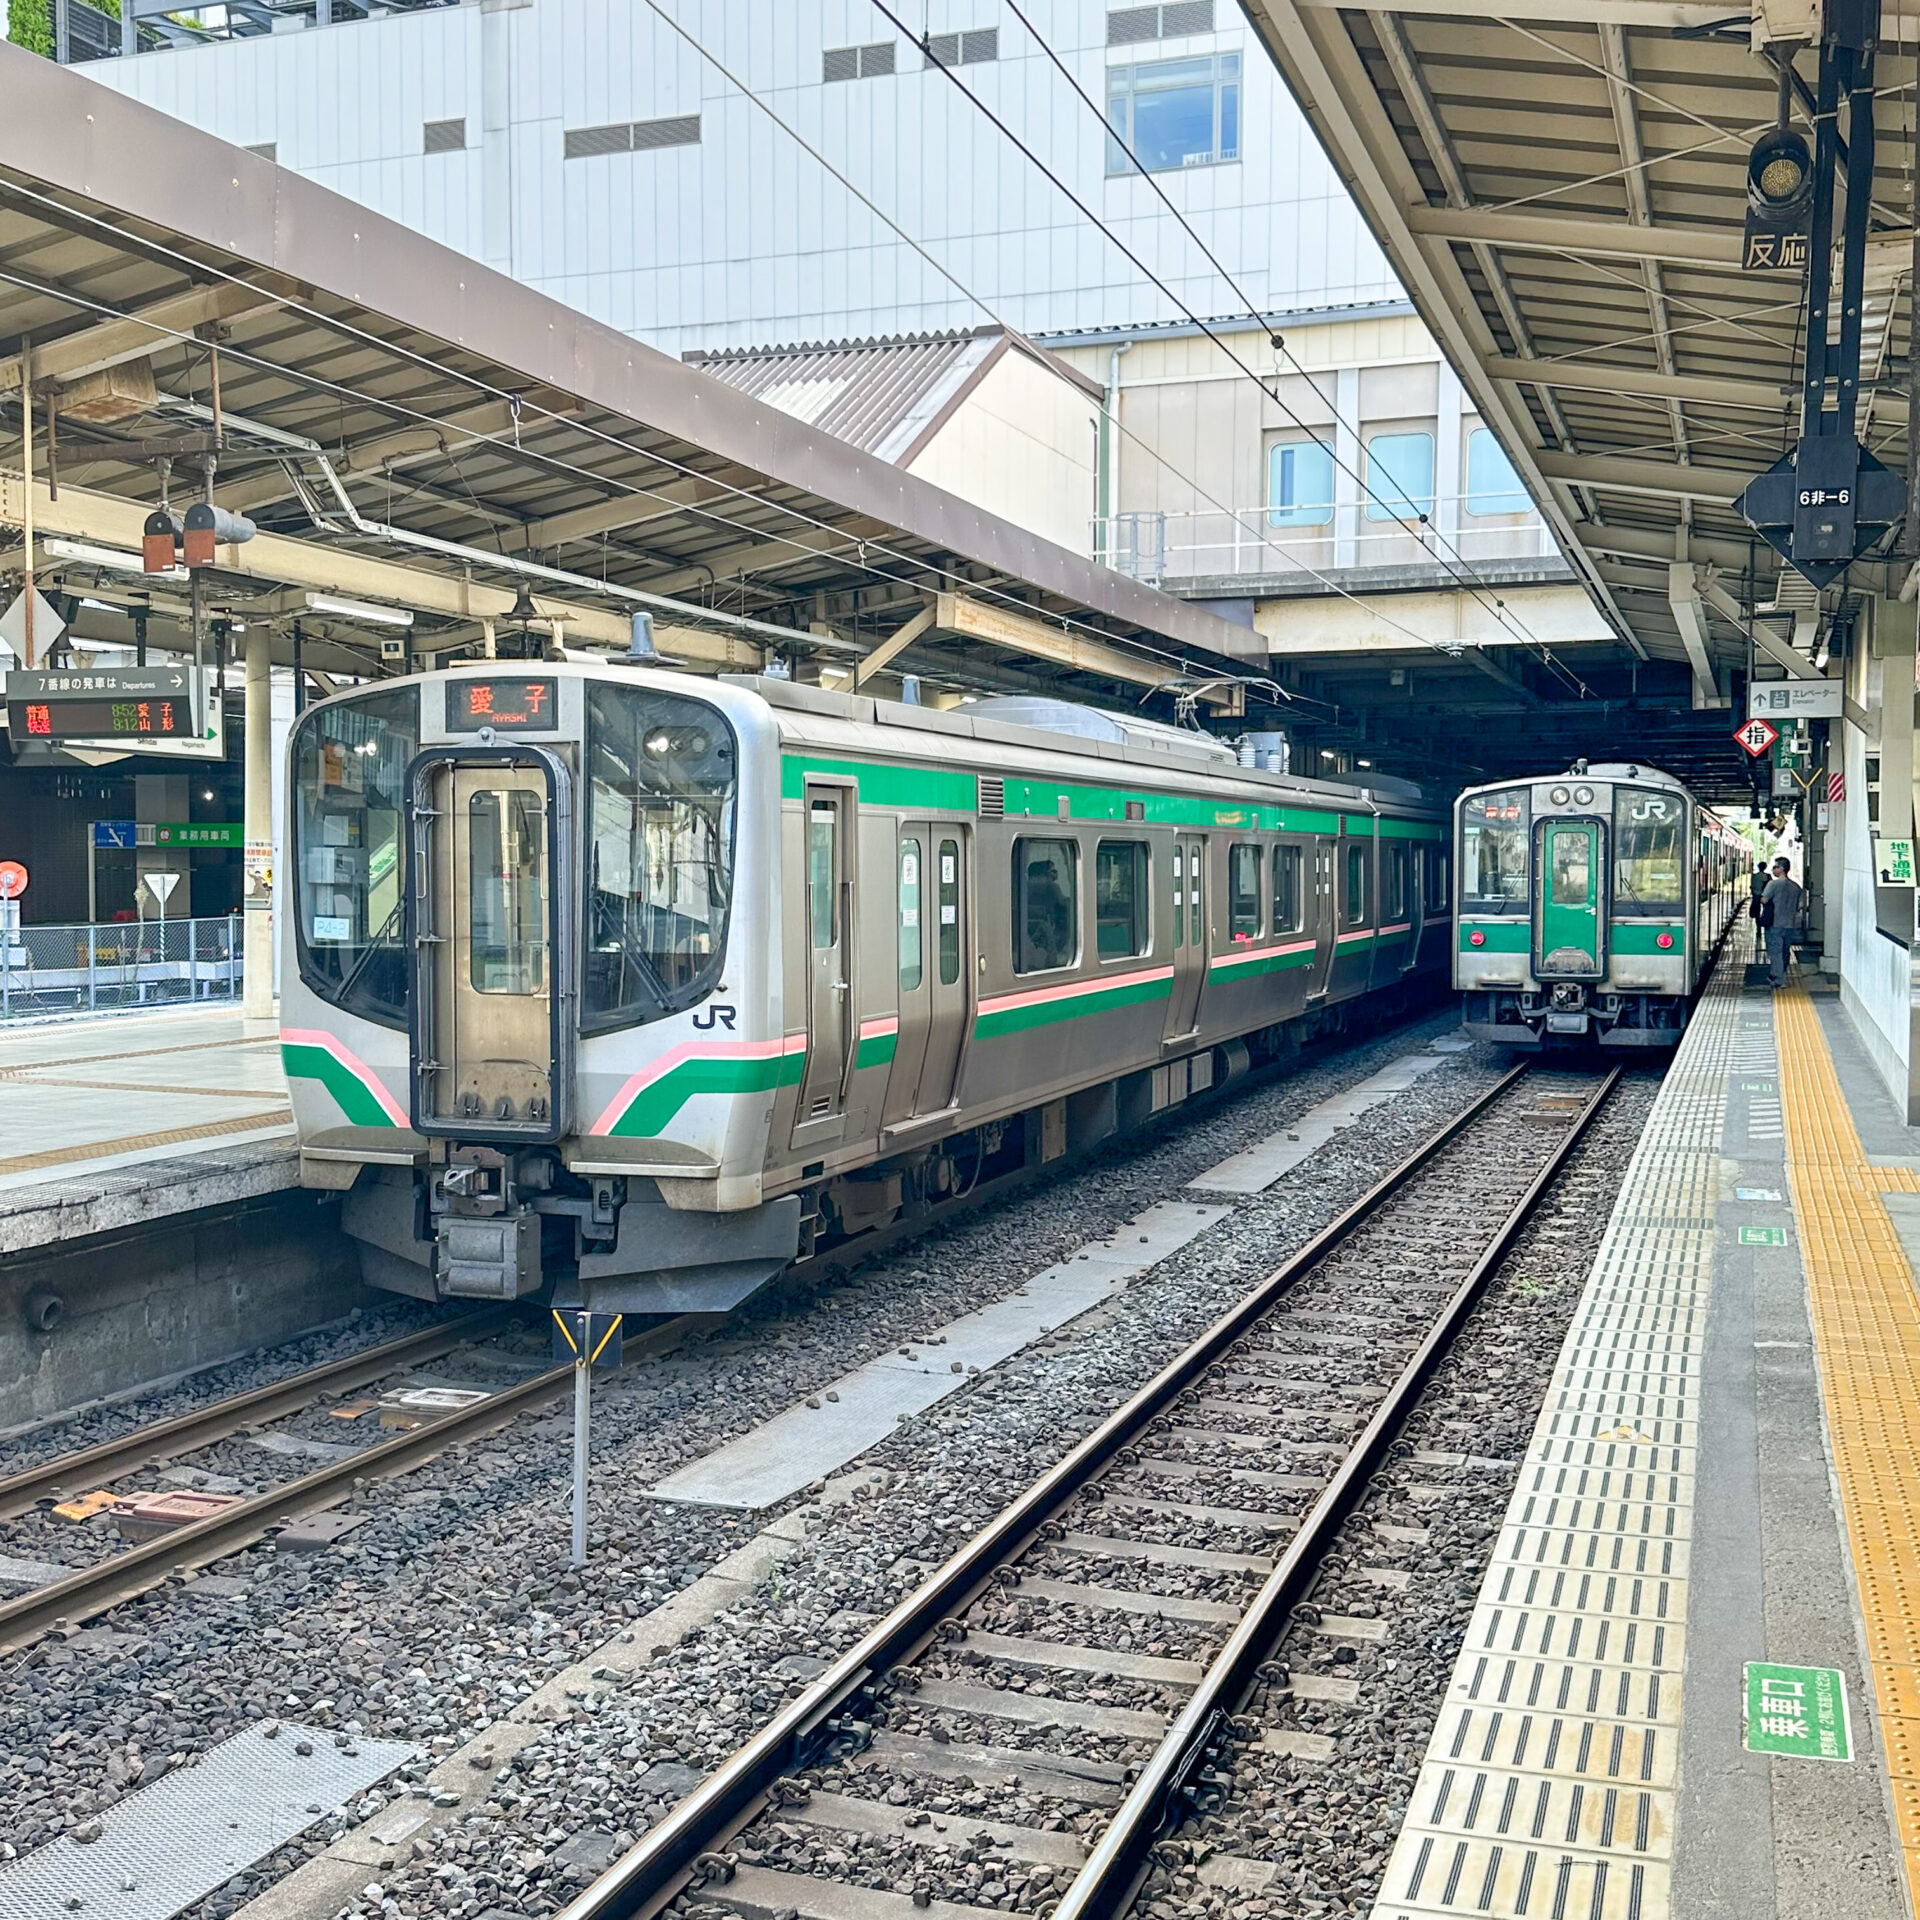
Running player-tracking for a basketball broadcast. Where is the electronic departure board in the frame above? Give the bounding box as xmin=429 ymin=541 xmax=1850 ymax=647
xmin=5 ymin=666 xmax=195 ymax=742
xmin=447 ymin=677 xmax=558 ymax=732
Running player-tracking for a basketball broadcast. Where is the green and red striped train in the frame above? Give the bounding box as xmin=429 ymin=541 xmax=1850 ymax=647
xmin=283 ymin=664 xmax=1450 ymax=1311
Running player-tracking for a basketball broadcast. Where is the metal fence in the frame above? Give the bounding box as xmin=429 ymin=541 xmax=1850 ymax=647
xmin=0 ymin=915 xmax=243 ymax=1020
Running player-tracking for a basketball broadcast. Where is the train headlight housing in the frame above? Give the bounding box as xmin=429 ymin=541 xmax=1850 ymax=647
xmin=644 ymin=725 xmax=712 ymax=760
xmin=1573 ymin=785 xmax=1594 ymax=806
xmin=1549 ymin=785 xmax=1570 ymax=806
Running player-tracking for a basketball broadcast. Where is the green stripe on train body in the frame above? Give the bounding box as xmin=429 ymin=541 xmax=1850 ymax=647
xmin=854 ymin=1031 xmax=898 ymax=1069
xmin=1611 ymin=923 xmax=1687 ymax=955
xmin=608 ymin=1050 xmax=807 ymax=1138
xmin=1458 ymin=920 xmax=1530 ymax=953
xmin=282 ymin=1042 xmax=396 ymax=1128
xmin=974 ymin=970 xmax=1172 ymax=1041
xmin=781 ymin=755 xmax=977 ymax=811
xmin=1211 ymin=946 xmax=1319 ymax=980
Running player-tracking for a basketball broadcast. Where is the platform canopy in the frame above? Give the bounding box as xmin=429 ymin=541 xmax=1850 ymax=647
xmin=1243 ymin=0 xmax=1915 ymax=797
xmin=0 ymin=45 xmax=1259 ymax=716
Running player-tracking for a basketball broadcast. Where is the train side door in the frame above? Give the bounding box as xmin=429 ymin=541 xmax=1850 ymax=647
xmin=1307 ymin=836 xmax=1337 ymax=998
xmin=409 ymin=747 xmax=573 ymax=1141
xmin=1535 ymin=818 xmax=1603 ymax=977
xmin=1400 ymin=841 xmax=1423 ymax=972
xmin=793 ymin=783 xmax=855 ymax=1136
xmin=1163 ymin=832 xmax=1207 ymax=1041
xmin=884 ymin=823 xmax=969 ymax=1129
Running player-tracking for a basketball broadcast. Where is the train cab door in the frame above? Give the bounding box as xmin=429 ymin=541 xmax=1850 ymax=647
xmin=1162 ymin=833 xmax=1207 ymax=1043
xmin=409 ymin=746 xmax=574 ymax=1142
xmin=793 ymin=783 xmax=856 ymax=1140
xmin=883 ymin=824 xmax=970 ymax=1132
xmin=1535 ymin=817 xmax=1604 ymax=978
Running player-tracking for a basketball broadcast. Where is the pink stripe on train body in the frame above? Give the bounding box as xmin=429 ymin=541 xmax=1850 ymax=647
xmin=977 ymin=964 xmax=1176 ymax=1018
xmin=588 ymin=1033 xmax=806 ymax=1137
xmin=280 ymin=1027 xmax=409 ymax=1126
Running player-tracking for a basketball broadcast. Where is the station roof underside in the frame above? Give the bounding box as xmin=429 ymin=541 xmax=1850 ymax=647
xmin=1243 ymin=0 xmax=1916 ymax=799
xmin=0 ymin=47 xmax=1257 ymax=718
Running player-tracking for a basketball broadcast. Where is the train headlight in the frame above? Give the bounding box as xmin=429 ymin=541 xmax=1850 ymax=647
xmin=1549 ymin=785 xmax=1570 ymax=806
xmin=1469 ymin=930 xmax=1486 ymax=947
xmin=1656 ymin=932 xmax=1674 ymax=949
xmin=1573 ymin=785 xmax=1594 ymax=806
xmin=644 ymin=725 xmax=712 ymax=760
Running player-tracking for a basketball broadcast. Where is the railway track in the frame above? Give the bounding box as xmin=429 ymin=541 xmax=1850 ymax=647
xmin=551 ymin=1059 xmax=1619 ymax=1920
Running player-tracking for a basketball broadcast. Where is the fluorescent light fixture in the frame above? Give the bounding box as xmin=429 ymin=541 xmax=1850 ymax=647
xmin=44 ymin=536 xmax=185 ymax=581
xmin=304 ymin=592 xmax=415 ymax=628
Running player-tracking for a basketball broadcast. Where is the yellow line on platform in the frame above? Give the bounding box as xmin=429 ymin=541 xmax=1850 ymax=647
xmin=0 ymin=1110 xmax=292 ymax=1176
xmin=1776 ymin=980 xmax=1920 ymax=1910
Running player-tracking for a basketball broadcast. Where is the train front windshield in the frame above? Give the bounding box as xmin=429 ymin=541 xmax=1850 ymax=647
xmin=1612 ymin=788 xmax=1684 ymax=915
xmin=1461 ymin=789 xmax=1530 ymax=913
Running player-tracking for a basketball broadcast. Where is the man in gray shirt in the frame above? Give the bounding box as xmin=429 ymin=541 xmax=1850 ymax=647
xmin=1762 ymin=856 xmax=1805 ymax=987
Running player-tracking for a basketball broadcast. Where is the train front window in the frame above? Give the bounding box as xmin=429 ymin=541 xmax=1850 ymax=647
xmin=1461 ymin=789 xmax=1529 ymax=913
xmin=292 ymin=684 xmax=419 ymax=1030
xmin=1613 ymin=788 xmax=1684 ymax=915
xmin=583 ymin=682 xmax=737 ymax=1034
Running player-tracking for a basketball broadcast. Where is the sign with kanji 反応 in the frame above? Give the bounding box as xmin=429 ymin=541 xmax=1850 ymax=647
xmin=1736 ymin=717 xmax=1780 ymax=758
xmin=1744 ymin=1663 xmax=1852 ymax=1762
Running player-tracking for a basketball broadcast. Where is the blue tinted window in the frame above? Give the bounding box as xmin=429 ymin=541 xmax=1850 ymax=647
xmin=1267 ymin=441 xmax=1335 ymax=526
xmin=1365 ymin=431 xmax=1435 ymax=523
xmin=1108 ymin=56 xmax=1241 ymax=174
xmin=1466 ymin=428 xmax=1531 ymax=515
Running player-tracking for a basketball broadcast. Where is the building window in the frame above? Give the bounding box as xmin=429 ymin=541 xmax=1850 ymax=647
xmin=1228 ymin=843 xmax=1262 ymax=941
xmin=1107 ymin=54 xmax=1239 ymax=174
xmin=563 ymin=115 xmax=701 ymax=159
xmin=1273 ymin=845 xmax=1303 ymax=934
xmin=825 ymin=42 xmax=896 ymax=82
xmin=1465 ymin=427 xmax=1531 ymax=515
xmin=1364 ymin=430 xmax=1435 ymax=523
xmin=1343 ymin=842 xmax=1370 ymax=926
xmin=1095 ymin=840 xmax=1149 ymax=958
xmin=1013 ymin=838 xmax=1078 ymax=973
xmin=1108 ymin=2 xmax=1215 ymax=44
xmin=1267 ymin=441 xmax=1335 ymax=527
xmin=926 ymin=27 xmax=998 ymax=66
xmin=423 ymin=118 xmax=466 ymax=154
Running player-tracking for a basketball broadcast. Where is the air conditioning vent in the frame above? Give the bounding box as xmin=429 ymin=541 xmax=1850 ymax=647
xmin=1108 ymin=1 xmax=1212 ymax=42
xmin=977 ymin=775 xmax=1005 ymax=817
xmin=423 ymin=118 xmax=466 ymax=154
xmin=809 ymin=1095 xmax=832 ymax=1119
xmin=564 ymin=115 xmax=701 ymax=159
xmin=631 ymin=113 xmax=701 ymax=151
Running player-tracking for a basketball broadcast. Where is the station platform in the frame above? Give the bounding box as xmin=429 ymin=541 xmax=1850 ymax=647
xmin=0 ymin=1006 xmax=295 ymax=1255
xmin=1374 ymin=936 xmax=1920 ymax=1920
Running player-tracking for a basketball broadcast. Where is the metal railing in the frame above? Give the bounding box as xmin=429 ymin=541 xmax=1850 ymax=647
xmin=0 ymin=915 xmax=243 ymax=1020
xmin=1094 ymin=496 xmax=1558 ymax=585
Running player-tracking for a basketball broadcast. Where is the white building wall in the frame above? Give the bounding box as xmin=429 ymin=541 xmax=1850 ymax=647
xmin=906 ymin=350 xmax=1100 ymax=558
xmin=84 ymin=0 xmax=1400 ymax=355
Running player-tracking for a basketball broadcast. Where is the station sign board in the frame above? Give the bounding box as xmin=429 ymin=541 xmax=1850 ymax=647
xmin=1749 ymin=679 xmax=1843 ymax=721
xmin=6 ymin=665 xmax=193 ymax=742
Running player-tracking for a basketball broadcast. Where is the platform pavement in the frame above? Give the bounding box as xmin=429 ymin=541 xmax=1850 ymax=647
xmin=0 ymin=1005 xmax=296 ymax=1255
xmin=1372 ymin=936 xmax=1912 ymax=1920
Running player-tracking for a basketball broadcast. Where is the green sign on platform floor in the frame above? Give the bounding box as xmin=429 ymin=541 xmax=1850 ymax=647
xmin=1744 ymin=1662 xmax=1853 ymax=1762
xmin=1739 ymin=1225 xmax=1789 ymax=1246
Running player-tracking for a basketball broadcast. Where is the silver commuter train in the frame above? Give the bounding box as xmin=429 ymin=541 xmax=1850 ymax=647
xmin=283 ymin=662 xmax=1452 ymax=1312
xmin=1453 ymin=762 xmax=1748 ymax=1050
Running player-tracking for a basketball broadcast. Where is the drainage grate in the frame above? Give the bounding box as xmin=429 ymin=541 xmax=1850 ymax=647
xmin=0 ymin=1721 xmax=418 ymax=1920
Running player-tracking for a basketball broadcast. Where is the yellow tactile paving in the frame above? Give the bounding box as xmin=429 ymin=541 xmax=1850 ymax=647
xmin=1776 ymin=980 xmax=1920 ymax=1912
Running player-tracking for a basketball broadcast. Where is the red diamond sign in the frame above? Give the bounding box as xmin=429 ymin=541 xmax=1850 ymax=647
xmin=1736 ymin=717 xmax=1780 ymax=758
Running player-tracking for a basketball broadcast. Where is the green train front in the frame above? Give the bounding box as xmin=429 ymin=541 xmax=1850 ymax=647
xmin=1453 ymin=765 xmax=1742 ymax=1049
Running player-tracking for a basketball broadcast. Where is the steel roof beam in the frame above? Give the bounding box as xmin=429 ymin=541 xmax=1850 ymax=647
xmin=1482 ymin=355 xmax=1820 ymax=415
xmin=1534 ymin=450 xmax=1751 ymax=502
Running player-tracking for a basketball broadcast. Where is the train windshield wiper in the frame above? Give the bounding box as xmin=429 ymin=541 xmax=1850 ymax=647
xmin=594 ymin=904 xmax=675 ymax=1016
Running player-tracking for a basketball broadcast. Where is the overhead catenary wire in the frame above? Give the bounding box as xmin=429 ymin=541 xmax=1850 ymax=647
xmin=634 ymin=0 xmax=1531 ymax=685
xmin=876 ymin=0 xmax=1592 ymax=697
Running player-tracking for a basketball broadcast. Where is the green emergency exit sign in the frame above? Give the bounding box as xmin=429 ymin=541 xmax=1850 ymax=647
xmin=1744 ymin=1662 xmax=1853 ymax=1762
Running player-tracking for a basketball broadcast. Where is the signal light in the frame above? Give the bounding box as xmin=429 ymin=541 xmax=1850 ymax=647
xmin=1747 ymin=125 xmax=1814 ymax=229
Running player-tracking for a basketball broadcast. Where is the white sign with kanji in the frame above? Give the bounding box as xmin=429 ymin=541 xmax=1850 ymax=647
xmin=1736 ymin=717 xmax=1780 ymax=759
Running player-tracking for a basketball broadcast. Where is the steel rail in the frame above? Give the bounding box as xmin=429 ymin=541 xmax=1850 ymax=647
xmin=0 ymin=1308 xmax=514 ymax=1521
xmin=556 ymin=1059 xmax=1539 ymax=1920
xmin=1050 ymin=1063 xmax=1622 ymax=1919
xmin=0 ymin=1312 xmax=710 ymax=1655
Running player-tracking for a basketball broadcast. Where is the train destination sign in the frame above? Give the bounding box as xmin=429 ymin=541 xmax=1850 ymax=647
xmin=6 ymin=665 xmax=194 ymax=743
xmin=447 ymin=677 xmax=557 ymax=732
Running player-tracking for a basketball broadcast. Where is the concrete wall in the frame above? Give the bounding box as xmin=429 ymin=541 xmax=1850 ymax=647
xmin=0 ymin=1190 xmax=371 ymax=1429
xmin=906 ymin=347 xmax=1100 ymax=560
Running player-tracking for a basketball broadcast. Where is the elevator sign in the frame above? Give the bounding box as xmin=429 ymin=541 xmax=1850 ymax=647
xmin=1736 ymin=717 xmax=1780 ymax=758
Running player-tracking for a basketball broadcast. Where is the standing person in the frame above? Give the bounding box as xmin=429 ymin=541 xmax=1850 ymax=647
xmin=1749 ymin=860 xmax=1769 ymax=924
xmin=1760 ymin=856 xmax=1804 ymax=988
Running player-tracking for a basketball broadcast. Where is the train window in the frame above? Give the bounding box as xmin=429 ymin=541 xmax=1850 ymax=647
xmin=1424 ymin=845 xmax=1450 ymax=912
xmin=899 ymin=839 xmax=923 ymax=992
xmin=1096 ymin=840 xmax=1150 ymax=959
xmin=582 ymin=681 xmax=737 ymax=1033
xmin=1342 ymin=843 xmax=1370 ymax=926
xmin=1013 ymin=838 xmax=1078 ymax=974
xmin=469 ymin=789 xmax=548 ymax=994
xmin=1611 ymin=788 xmax=1684 ymax=916
xmin=938 ymin=840 xmax=961 ymax=985
xmin=1385 ymin=843 xmax=1409 ymax=921
xmin=808 ymin=803 xmax=838 ymax=949
xmin=1228 ymin=844 xmax=1262 ymax=942
xmin=1460 ymin=789 xmax=1529 ymax=913
xmin=291 ymin=682 xmax=420 ymax=1030
xmin=1272 ymin=845 xmax=1303 ymax=934
xmin=1549 ymin=830 xmax=1592 ymax=906
xmin=1172 ymin=845 xmax=1184 ymax=947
